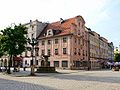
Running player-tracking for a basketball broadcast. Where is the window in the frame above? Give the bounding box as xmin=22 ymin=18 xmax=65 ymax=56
xmin=86 ymin=51 xmax=87 ymax=56
xmin=35 ymin=48 xmax=39 ymax=56
xmin=42 ymin=41 xmax=45 ymax=45
xmin=83 ymin=50 xmax=85 ymax=56
xmin=31 ymin=33 xmax=34 ymax=37
xmin=78 ymin=39 xmax=80 ymax=44
xmin=79 ymin=22 xmax=80 ymax=26
xmin=62 ymin=61 xmax=68 ymax=67
xmin=63 ymin=37 xmax=67 ymax=43
xmin=83 ymin=40 xmax=84 ymax=46
xmin=31 ymin=52 xmax=33 ymax=57
xmin=36 ymin=60 xmax=38 ymax=65
xmin=48 ymin=30 xmax=51 ymax=35
xmin=47 ymin=49 xmax=51 ymax=55
xmin=55 ymin=39 xmax=58 ymax=44
xmin=25 ymin=60 xmax=27 ymax=65
xmin=25 ymin=51 xmax=27 ymax=57
xmin=78 ymin=30 xmax=80 ymax=35
xmin=74 ymin=48 xmax=77 ymax=55
xmin=54 ymin=61 xmax=59 ymax=67
xmin=30 ymin=60 xmax=33 ymax=66
xmin=55 ymin=49 xmax=58 ymax=55
xmin=41 ymin=50 xmax=45 ymax=55
xmin=63 ymin=48 xmax=67 ymax=54
xmin=36 ymin=51 xmax=39 ymax=56
xmin=78 ymin=49 xmax=80 ymax=55
xmin=75 ymin=38 xmax=77 ymax=43
xmin=48 ymin=40 xmax=51 ymax=45
xmin=76 ymin=61 xmax=80 ymax=67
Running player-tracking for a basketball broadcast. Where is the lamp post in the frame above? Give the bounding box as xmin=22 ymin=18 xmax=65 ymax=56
xmin=28 ymin=37 xmax=38 ymax=76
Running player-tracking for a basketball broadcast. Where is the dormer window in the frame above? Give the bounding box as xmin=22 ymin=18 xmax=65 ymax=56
xmin=46 ymin=29 xmax=53 ymax=36
xmin=48 ymin=30 xmax=51 ymax=35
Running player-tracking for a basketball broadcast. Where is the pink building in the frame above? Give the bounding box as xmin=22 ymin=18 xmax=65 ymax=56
xmin=38 ymin=16 xmax=89 ymax=69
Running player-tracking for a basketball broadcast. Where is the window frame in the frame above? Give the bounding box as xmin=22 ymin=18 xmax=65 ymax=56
xmin=55 ymin=49 xmax=59 ymax=55
xmin=63 ymin=48 xmax=67 ymax=54
xmin=63 ymin=37 xmax=67 ymax=43
xmin=55 ymin=38 xmax=59 ymax=44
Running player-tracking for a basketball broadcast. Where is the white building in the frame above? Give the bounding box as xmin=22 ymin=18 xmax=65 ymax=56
xmin=22 ymin=20 xmax=47 ymax=67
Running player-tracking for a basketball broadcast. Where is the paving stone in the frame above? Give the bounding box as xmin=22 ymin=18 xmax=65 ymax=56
xmin=0 ymin=70 xmax=120 ymax=90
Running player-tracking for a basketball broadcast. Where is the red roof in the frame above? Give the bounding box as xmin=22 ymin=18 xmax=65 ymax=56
xmin=38 ymin=15 xmax=85 ymax=38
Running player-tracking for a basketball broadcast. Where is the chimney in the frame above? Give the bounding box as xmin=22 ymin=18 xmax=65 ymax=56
xmin=60 ymin=18 xmax=64 ymax=24
xmin=30 ymin=20 xmax=32 ymax=26
xmin=30 ymin=20 xmax=32 ymax=23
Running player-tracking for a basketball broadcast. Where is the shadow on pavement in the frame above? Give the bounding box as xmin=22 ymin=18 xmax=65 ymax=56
xmin=51 ymin=74 xmax=120 ymax=84
xmin=0 ymin=78 xmax=57 ymax=90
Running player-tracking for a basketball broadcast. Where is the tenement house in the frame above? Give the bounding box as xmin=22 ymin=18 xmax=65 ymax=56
xmin=38 ymin=16 xmax=89 ymax=69
xmin=86 ymin=28 xmax=100 ymax=69
xmin=86 ymin=28 xmax=114 ymax=69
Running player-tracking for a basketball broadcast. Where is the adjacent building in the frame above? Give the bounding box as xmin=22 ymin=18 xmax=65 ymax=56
xmin=22 ymin=20 xmax=47 ymax=67
xmin=86 ymin=28 xmax=114 ymax=69
xmin=108 ymin=42 xmax=114 ymax=62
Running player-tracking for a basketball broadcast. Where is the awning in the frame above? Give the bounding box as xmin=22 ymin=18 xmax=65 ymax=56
xmin=13 ymin=57 xmax=23 ymax=61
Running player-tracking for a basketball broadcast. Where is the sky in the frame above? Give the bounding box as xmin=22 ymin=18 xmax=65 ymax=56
xmin=0 ymin=0 xmax=120 ymax=47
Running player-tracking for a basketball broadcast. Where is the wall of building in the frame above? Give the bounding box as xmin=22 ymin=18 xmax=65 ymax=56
xmin=39 ymin=35 xmax=71 ymax=69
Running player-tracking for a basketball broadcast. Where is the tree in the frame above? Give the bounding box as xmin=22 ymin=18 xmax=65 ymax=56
xmin=114 ymin=53 xmax=120 ymax=62
xmin=0 ymin=35 xmax=4 ymax=57
xmin=0 ymin=24 xmax=27 ymax=74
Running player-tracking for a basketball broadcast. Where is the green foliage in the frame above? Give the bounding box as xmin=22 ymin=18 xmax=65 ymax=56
xmin=114 ymin=53 xmax=120 ymax=62
xmin=0 ymin=35 xmax=4 ymax=57
xmin=0 ymin=24 xmax=27 ymax=56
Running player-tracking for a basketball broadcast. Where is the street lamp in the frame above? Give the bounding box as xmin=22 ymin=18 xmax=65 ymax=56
xmin=28 ymin=37 xmax=38 ymax=76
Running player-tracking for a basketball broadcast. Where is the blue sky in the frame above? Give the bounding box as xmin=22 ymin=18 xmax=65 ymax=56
xmin=88 ymin=0 xmax=120 ymax=47
xmin=0 ymin=0 xmax=120 ymax=47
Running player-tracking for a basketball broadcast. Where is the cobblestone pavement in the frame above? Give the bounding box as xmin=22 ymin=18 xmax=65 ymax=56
xmin=0 ymin=69 xmax=120 ymax=90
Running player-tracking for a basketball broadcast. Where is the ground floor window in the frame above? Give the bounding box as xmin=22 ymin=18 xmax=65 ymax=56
xmin=54 ymin=61 xmax=59 ymax=67
xmin=48 ymin=61 xmax=50 ymax=66
xmin=62 ymin=61 xmax=68 ymax=67
xmin=36 ymin=60 xmax=38 ymax=65
xmin=30 ymin=60 xmax=33 ymax=66
xmin=76 ymin=61 xmax=80 ymax=67
xmin=82 ymin=61 xmax=87 ymax=66
xmin=25 ymin=60 xmax=27 ymax=65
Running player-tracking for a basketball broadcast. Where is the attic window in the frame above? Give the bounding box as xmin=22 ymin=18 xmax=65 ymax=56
xmin=47 ymin=29 xmax=53 ymax=36
xmin=48 ymin=30 xmax=51 ymax=35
